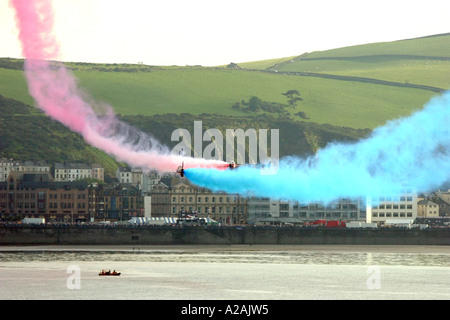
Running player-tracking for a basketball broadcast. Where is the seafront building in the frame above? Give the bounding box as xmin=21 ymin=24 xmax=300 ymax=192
xmin=0 ymin=171 xmax=141 ymax=223
xmin=1 ymin=160 xmax=450 ymax=225
xmin=417 ymin=199 xmax=440 ymax=218
xmin=366 ymin=188 xmax=418 ymax=224
xmin=1 ymin=160 xmax=105 ymax=183
xmin=116 ymin=167 xmax=142 ymax=185
xmin=93 ymin=183 xmax=143 ymax=221
xmin=116 ymin=167 xmax=174 ymax=193
xmin=247 ymin=197 xmax=363 ymax=225
xmin=0 ymin=159 xmax=50 ymax=182
xmin=151 ymin=177 xmax=247 ymax=225
xmin=427 ymin=191 xmax=450 ymax=217
xmin=54 ymin=162 xmax=104 ymax=182
xmin=0 ymin=171 xmax=90 ymax=222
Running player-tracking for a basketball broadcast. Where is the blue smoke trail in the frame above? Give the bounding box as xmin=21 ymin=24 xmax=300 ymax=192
xmin=185 ymin=92 xmax=450 ymax=203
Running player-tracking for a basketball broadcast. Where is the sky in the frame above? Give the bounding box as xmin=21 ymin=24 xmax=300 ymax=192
xmin=1 ymin=0 xmax=450 ymax=66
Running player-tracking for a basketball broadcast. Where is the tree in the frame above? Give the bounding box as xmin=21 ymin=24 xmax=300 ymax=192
xmin=282 ymin=90 xmax=303 ymax=108
xmin=248 ymin=96 xmax=262 ymax=112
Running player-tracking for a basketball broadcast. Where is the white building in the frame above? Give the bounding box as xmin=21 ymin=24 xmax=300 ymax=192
xmin=54 ymin=163 xmax=104 ymax=182
xmin=18 ymin=161 xmax=50 ymax=173
xmin=116 ymin=167 xmax=143 ymax=185
xmin=0 ymin=159 xmax=17 ymax=181
xmin=142 ymin=170 xmax=173 ymax=193
xmin=247 ymin=197 xmax=363 ymax=224
xmin=0 ymin=159 xmax=50 ymax=181
xmin=367 ymin=188 xmax=417 ymax=225
xmin=417 ymin=199 xmax=439 ymax=218
xmin=144 ymin=195 xmax=152 ymax=217
xmin=117 ymin=167 xmax=174 ymax=193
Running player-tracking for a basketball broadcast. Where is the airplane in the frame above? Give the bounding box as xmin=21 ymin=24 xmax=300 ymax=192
xmin=176 ymin=162 xmax=186 ymax=177
xmin=216 ymin=161 xmax=240 ymax=170
xmin=176 ymin=161 xmax=240 ymax=177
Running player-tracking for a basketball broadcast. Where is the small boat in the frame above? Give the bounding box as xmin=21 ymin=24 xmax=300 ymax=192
xmin=99 ymin=270 xmax=121 ymax=276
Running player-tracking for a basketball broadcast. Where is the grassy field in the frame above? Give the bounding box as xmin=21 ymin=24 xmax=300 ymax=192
xmin=0 ymin=63 xmax=439 ymax=130
xmin=297 ymin=33 xmax=450 ymax=58
xmin=234 ymin=56 xmax=298 ymax=70
xmin=266 ymin=33 xmax=450 ymax=89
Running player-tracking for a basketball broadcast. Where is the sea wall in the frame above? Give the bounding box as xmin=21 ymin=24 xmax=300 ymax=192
xmin=1 ymin=226 xmax=449 ymax=245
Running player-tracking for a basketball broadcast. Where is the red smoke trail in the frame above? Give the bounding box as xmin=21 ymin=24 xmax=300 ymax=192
xmin=10 ymin=0 xmax=225 ymax=172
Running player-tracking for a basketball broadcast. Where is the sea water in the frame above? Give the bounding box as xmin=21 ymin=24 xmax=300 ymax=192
xmin=0 ymin=245 xmax=448 ymax=300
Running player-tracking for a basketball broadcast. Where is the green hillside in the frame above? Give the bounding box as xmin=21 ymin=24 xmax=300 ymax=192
xmin=0 ymin=94 xmax=369 ymax=177
xmin=261 ymin=33 xmax=450 ymax=89
xmin=0 ymin=53 xmax=446 ymax=130
xmin=0 ymin=95 xmax=120 ymax=177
